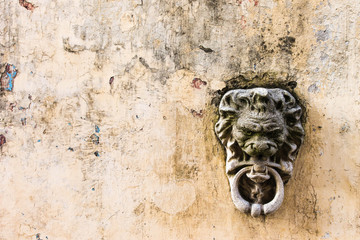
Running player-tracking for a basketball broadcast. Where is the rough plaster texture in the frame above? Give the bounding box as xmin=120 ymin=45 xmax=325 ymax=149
xmin=0 ymin=0 xmax=359 ymax=239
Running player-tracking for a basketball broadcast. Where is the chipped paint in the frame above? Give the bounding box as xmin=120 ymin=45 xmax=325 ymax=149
xmin=109 ymin=76 xmax=114 ymax=85
xmin=0 ymin=64 xmax=17 ymax=91
xmin=0 ymin=135 xmax=6 ymax=147
xmin=19 ymin=0 xmax=36 ymax=11
xmin=90 ymin=134 xmax=99 ymax=145
xmin=95 ymin=125 xmax=100 ymax=133
xmin=8 ymin=103 xmax=16 ymax=111
xmin=191 ymin=78 xmax=207 ymax=89
xmin=21 ymin=118 xmax=26 ymax=126
xmin=190 ymin=109 xmax=204 ymax=118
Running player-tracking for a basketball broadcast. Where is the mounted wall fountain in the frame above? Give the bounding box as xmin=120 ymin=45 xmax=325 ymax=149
xmin=215 ymin=88 xmax=304 ymax=217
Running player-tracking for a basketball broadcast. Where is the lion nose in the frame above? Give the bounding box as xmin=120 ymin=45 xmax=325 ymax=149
xmin=251 ymin=142 xmax=273 ymax=151
xmin=245 ymin=141 xmax=277 ymax=157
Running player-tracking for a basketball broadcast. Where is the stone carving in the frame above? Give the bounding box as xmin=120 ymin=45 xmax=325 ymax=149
xmin=215 ymin=88 xmax=304 ymax=217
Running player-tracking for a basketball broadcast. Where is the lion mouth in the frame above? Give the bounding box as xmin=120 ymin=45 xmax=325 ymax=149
xmin=233 ymin=152 xmax=283 ymax=173
xmin=241 ymin=151 xmax=280 ymax=163
xmin=242 ymin=152 xmax=272 ymax=162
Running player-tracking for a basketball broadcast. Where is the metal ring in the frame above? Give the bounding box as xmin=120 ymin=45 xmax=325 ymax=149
xmin=230 ymin=166 xmax=284 ymax=217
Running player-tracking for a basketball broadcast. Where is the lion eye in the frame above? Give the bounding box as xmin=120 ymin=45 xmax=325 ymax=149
xmin=242 ymin=130 xmax=253 ymax=136
xmin=269 ymin=129 xmax=282 ymax=136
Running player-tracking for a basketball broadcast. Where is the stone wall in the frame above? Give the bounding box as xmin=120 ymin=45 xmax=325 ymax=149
xmin=0 ymin=0 xmax=359 ymax=239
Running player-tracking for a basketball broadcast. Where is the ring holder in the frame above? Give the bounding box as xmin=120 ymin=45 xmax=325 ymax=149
xmin=230 ymin=166 xmax=284 ymax=217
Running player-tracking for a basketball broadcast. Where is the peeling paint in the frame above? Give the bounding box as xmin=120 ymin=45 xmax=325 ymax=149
xmin=190 ymin=109 xmax=204 ymax=118
xmin=0 ymin=64 xmax=17 ymax=91
xmin=191 ymin=78 xmax=207 ymax=89
xmin=95 ymin=125 xmax=100 ymax=133
xmin=19 ymin=0 xmax=36 ymax=11
xmin=0 ymin=135 xmax=6 ymax=147
xmin=321 ymin=232 xmax=331 ymax=239
xmin=240 ymin=15 xmax=247 ymax=29
xmin=35 ymin=233 xmax=45 ymax=240
xmin=308 ymin=83 xmax=320 ymax=93
xmin=21 ymin=118 xmax=26 ymax=126
xmin=316 ymin=28 xmax=330 ymax=43
xmin=8 ymin=103 xmax=16 ymax=111
xmin=109 ymin=76 xmax=114 ymax=85
xmin=237 ymin=0 xmax=259 ymax=6
xmin=90 ymin=134 xmax=100 ymax=145
xmin=339 ymin=123 xmax=350 ymax=134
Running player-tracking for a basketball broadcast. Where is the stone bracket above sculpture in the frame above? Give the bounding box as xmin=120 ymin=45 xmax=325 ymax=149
xmin=215 ymin=87 xmax=304 ymax=217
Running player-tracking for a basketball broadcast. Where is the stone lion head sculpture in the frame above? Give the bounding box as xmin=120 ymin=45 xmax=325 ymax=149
xmin=215 ymin=88 xmax=304 ymax=216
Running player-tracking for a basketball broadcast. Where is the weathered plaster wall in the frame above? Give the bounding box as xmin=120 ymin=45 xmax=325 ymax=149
xmin=0 ymin=0 xmax=359 ymax=239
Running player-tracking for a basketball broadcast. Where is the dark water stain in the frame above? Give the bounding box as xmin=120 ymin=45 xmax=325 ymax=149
xmin=170 ymin=108 xmax=201 ymax=181
xmin=205 ymin=0 xmax=223 ymax=22
xmin=199 ymin=45 xmax=214 ymax=53
xmin=278 ymin=36 xmax=296 ymax=54
xmin=63 ymin=38 xmax=85 ymax=53
xmin=139 ymin=57 xmax=150 ymax=68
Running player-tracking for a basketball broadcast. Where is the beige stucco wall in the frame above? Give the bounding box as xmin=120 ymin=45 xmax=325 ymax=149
xmin=0 ymin=0 xmax=359 ymax=239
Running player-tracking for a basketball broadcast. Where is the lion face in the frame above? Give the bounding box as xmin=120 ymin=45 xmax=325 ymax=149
xmin=232 ymin=116 xmax=286 ymax=158
xmin=215 ymin=87 xmax=304 ymax=176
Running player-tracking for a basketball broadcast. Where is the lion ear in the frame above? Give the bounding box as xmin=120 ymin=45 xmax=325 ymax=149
xmin=219 ymin=93 xmax=237 ymax=117
xmin=281 ymin=90 xmax=296 ymax=108
xmin=285 ymin=106 xmax=302 ymax=121
xmin=219 ymin=91 xmax=249 ymax=117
